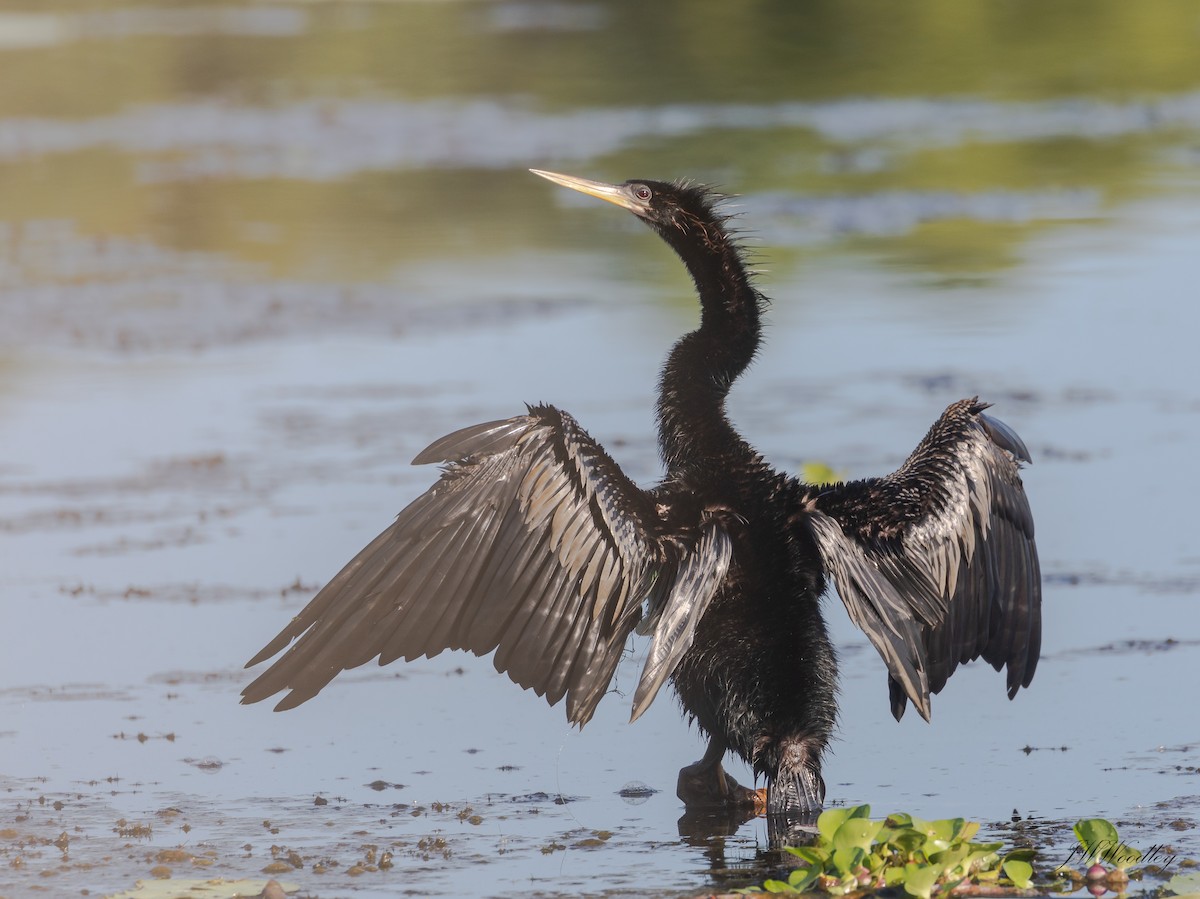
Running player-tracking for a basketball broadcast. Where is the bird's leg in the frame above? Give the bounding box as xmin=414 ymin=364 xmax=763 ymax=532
xmin=676 ymin=735 xmax=764 ymax=810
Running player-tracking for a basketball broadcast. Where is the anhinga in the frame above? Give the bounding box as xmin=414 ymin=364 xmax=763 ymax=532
xmin=242 ymin=170 xmax=1041 ymax=823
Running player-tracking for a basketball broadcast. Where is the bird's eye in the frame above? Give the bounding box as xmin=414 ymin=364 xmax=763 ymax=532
xmin=634 ymin=185 xmax=653 ymax=202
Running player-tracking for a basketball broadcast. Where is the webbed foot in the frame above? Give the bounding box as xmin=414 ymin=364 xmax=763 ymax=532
xmin=676 ymin=736 xmax=766 ymax=812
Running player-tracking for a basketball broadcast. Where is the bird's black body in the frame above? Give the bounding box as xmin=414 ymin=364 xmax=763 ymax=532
xmin=668 ymin=464 xmax=836 ymax=813
xmin=634 ymin=179 xmax=839 ymax=808
xmin=242 ymin=171 xmax=1041 ymax=830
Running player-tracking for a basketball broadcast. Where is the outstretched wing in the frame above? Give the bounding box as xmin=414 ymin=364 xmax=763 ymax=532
xmin=797 ymin=398 xmax=1040 ymax=721
xmin=242 ymin=404 xmax=730 ymax=727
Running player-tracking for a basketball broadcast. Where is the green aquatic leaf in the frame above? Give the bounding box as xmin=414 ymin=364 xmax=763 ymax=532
xmin=784 ymin=845 xmax=829 ymax=868
xmin=833 ymin=817 xmax=884 ymax=854
xmin=1002 ymin=858 xmax=1034 ymax=889
xmin=1165 ymin=870 xmax=1200 ymax=896
xmin=874 ymin=825 xmax=901 ymax=847
xmin=906 ymin=816 xmax=957 ymax=851
xmin=940 ymin=818 xmax=966 ymax=840
xmin=831 ymin=846 xmax=865 ymax=876
xmin=888 ymin=827 xmax=927 ymax=855
xmin=800 ymin=461 xmax=845 ymax=486
xmin=829 ymin=872 xmax=860 ymax=896
xmin=788 ymin=865 xmax=821 ymax=892
xmin=902 ymin=862 xmax=944 ymax=899
xmin=1107 ymin=842 xmax=1142 ymax=870
xmin=1071 ymin=817 xmax=1140 ymax=869
xmin=932 ymin=843 xmax=969 ymax=877
xmin=864 ymin=850 xmax=888 ymax=874
xmin=817 ymin=805 xmax=870 ymax=844
xmin=966 ymin=846 xmax=1002 ymax=873
xmin=1074 ymin=818 xmax=1120 ymax=866
xmin=929 ymin=817 xmax=963 ymax=849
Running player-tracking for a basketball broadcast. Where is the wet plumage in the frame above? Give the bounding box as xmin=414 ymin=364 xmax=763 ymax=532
xmin=242 ymin=171 xmax=1041 ymax=824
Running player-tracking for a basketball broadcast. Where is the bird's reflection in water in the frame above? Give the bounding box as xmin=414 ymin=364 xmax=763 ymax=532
xmin=678 ymin=805 xmax=821 ymax=891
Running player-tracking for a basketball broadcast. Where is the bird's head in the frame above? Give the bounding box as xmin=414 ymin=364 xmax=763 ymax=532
xmin=530 ymin=169 xmax=725 ymax=244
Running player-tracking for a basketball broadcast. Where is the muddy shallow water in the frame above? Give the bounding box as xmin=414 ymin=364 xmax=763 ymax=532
xmin=3 ymin=3 xmax=1200 ymax=897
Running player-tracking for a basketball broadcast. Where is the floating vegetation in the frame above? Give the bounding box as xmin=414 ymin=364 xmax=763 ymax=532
xmin=740 ymin=806 xmax=1033 ymax=896
xmin=744 ymin=811 xmax=1200 ymax=897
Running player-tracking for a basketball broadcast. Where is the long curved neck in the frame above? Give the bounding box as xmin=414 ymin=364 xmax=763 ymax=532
xmin=655 ymin=221 xmax=764 ymax=472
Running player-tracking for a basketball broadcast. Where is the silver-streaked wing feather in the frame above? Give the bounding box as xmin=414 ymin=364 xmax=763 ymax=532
xmin=806 ymin=512 xmax=934 ymax=718
xmin=242 ymin=404 xmax=672 ymax=727
xmin=629 ymin=519 xmax=733 ymax=722
xmin=799 ymin=398 xmax=1040 ymax=721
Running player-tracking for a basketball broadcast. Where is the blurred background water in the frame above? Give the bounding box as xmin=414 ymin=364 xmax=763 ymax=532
xmin=2 ymin=2 xmax=1199 ymax=896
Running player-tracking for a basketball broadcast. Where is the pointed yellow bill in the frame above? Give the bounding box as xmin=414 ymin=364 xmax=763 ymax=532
xmin=529 ymin=169 xmax=645 ymax=214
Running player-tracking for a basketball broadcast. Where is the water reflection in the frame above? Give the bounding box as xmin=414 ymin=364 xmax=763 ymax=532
xmin=0 ymin=1 xmax=1197 ymax=296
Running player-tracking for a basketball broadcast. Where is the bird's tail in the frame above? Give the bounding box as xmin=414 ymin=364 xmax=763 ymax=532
xmin=766 ymin=738 xmax=825 ymax=845
xmin=767 ymin=765 xmax=825 ymax=816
